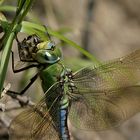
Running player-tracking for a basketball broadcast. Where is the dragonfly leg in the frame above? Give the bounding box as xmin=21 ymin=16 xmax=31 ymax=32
xmin=4 ymin=72 xmax=38 ymax=107
xmin=8 ymin=72 xmax=39 ymax=95
xmin=11 ymin=51 xmax=39 ymax=73
xmin=6 ymin=90 xmax=35 ymax=107
xmin=5 ymin=73 xmax=38 ymax=107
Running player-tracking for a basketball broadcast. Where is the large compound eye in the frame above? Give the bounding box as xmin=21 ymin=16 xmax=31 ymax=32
xmin=47 ymin=42 xmax=55 ymax=51
xmin=34 ymin=50 xmax=60 ymax=64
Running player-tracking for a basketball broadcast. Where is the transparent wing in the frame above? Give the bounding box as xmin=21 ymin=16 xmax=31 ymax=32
xmin=69 ymin=50 xmax=140 ymax=130
xmin=9 ymin=83 xmax=61 ymax=140
xmin=72 ymin=49 xmax=140 ymax=93
xmin=69 ymin=86 xmax=140 ymax=130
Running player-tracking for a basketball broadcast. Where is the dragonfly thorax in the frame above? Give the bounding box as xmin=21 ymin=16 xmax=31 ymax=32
xmin=59 ymin=69 xmax=73 ymax=84
xmin=58 ymin=68 xmax=77 ymax=96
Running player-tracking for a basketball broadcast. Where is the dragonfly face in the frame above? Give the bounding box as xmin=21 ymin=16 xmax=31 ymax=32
xmin=16 ymin=34 xmax=61 ymax=64
xmin=9 ymin=50 xmax=140 ymax=140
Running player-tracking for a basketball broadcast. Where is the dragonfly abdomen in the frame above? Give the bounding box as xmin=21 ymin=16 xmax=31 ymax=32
xmin=59 ymin=96 xmax=70 ymax=140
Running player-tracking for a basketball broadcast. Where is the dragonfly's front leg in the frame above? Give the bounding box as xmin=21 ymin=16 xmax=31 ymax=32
xmin=11 ymin=51 xmax=39 ymax=73
xmin=5 ymin=72 xmax=38 ymax=107
xmin=10 ymin=51 xmax=40 ymax=95
xmin=4 ymin=74 xmax=38 ymax=108
xmin=6 ymin=90 xmax=35 ymax=107
xmin=4 ymin=51 xmax=40 ymax=106
xmin=7 ymin=72 xmax=38 ymax=96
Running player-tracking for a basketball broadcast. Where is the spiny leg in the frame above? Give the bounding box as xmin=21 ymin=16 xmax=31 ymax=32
xmin=6 ymin=73 xmax=38 ymax=106
xmin=6 ymin=51 xmax=40 ymax=102
xmin=12 ymin=72 xmax=38 ymax=94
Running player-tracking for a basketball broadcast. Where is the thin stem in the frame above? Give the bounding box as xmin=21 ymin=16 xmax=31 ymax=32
xmin=0 ymin=32 xmax=15 ymax=93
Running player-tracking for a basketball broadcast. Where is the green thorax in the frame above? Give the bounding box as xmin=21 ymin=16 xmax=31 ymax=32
xmin=40 ymin=63 xmax=63 ymax=92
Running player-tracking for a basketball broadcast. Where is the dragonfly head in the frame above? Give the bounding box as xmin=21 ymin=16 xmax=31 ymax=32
xmin=16 ymin=34 xmax=62 ymax=64
xmin=32 ymin=41 xmax=62 ymax=64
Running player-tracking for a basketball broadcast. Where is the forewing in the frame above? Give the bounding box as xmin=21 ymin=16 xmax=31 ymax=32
xmin=72 ymin=50 xmax=140 ymax=93
xmin=69 ymin=86 xmax=140 ymax=130
xmin=9 ymin=83 xmax=61 ymax=140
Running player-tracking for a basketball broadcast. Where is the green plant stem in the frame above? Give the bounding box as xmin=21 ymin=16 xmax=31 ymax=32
xmin=18 ymin=1 xmax=34 ymax=24
xmin=0 ymin=32 xmax=15 ymax=91
xmin=0 ymin=0 xmax=35 ymax=94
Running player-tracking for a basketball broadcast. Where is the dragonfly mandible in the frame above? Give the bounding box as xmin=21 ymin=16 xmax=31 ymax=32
xmin=9 ymin=39 xmax=140 ymax=140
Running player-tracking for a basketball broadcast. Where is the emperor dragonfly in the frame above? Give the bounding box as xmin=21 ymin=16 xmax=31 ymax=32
xmin=9 ymin=40 xmax=140 ymax=140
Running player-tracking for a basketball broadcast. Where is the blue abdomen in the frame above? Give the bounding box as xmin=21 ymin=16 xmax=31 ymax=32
xmin=59 ymin=107 xmax=70 ymax=140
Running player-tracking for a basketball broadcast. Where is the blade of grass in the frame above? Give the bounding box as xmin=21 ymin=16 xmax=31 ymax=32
xmin=48 ymin=28 xmax=101 ymax=64
xmin=0 ymin=32 xmax=15 ymax=93
xmin=0 ymin=5 xmax=16 ymax=12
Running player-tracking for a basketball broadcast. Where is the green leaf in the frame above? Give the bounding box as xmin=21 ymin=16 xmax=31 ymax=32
xmin=0 ymin=5 xmax=16 ymax=12
xmin=47 ymin=29 xmax=100 ymax=64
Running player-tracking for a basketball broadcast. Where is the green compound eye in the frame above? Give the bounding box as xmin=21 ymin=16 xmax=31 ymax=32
xmin=35 ymin=50 xmax=60 ymax=64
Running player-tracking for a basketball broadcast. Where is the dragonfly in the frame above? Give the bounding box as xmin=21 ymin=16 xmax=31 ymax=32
xmin=9 ymin=39 xmax=140 ymax=140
